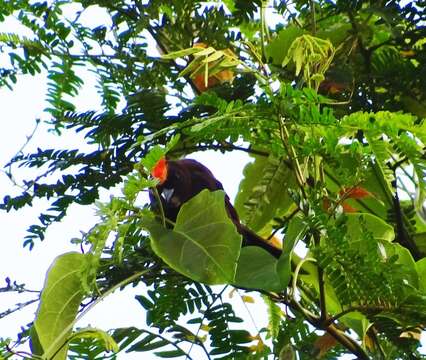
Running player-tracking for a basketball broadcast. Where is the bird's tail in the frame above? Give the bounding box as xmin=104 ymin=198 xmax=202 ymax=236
xmin=240 ymin=225 xmax=282 ymax=259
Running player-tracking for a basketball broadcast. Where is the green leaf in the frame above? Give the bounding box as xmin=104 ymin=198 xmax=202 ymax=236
xmin=340 ymin=311 xmax=371 ymax=342
xmin=234 ymin=246 xmax=283 ymax=291
xmin=31 ymin=252 xmax=87 ymax=360
xmin=71 ymin=328 xmax=119 ymax=353
xmin=123 ymin=173 xmax=157 ymax=200
xmin=235 ymin=156 xmax=296 ymax=232
xmin=155 ymin=349 xmax=186 ymax=358
xmin=262 ymin=295 xmax=282 ymax=340
xmin=346 ymin=213 xmax=395 ymax=242
xmin=265 ymin=26 xmax=306 ymax=66
xmin=416 ymin=258 xmax=426 ymax=293
xmin=161 ymin=47 xmax=203 ymax=60
xmin=381 ymin=242 xmax=419 ymax=288
xmin=276 ymin=216 xmax=306 ymax=288
xmin=143 ymin=190 xmax=242 ymax=284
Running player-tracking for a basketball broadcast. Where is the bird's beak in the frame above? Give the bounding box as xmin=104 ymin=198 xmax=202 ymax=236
xmin=161 ymin=188 xmax=174 ymax=203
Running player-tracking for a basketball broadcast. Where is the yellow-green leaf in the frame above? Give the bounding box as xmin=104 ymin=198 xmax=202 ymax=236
xmin=31 ymin=252 xmax=87 ymax=360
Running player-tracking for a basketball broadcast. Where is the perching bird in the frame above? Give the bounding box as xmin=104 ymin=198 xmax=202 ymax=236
xmin=149 ymin=157 xmax=282 ymax=258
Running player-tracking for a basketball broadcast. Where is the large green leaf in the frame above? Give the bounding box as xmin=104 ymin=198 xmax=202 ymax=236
xmin=234 ymin=246 xmax=282 ymax=291
xmin=144 ymin=190 xmax=242 ymax=284
xmin=340 ymin=311 xmax=372 ymax=342
xmin=31 ymin=252 xmax=87 ymax=360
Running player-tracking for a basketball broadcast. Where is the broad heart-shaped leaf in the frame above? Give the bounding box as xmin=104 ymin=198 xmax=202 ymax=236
xmin=31 ymin=252 xmax=87 ymax=360
xmin=143 ymin=190 xmax=242 ymax=284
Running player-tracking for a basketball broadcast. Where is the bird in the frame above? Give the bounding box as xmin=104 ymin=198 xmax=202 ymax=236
xmin=149 ymin=157 xmax=282 ymax=258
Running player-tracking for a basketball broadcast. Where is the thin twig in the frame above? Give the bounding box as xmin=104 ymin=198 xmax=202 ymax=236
xmin=150 ymin=187 xmax=166 ymax=227
xmin=186 ymin=286 xmax=228 ymax=360
xmin=0 ymin=298 xmax=39 ymax=320
xmin=291 ymin=257 xmax=318 ymax=320
xmin=278 ymin=116 xmax=306 ymax=197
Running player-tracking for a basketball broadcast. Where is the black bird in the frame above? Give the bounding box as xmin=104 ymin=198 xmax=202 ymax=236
xmin=150 ymin=157 xmax=282 ymax=258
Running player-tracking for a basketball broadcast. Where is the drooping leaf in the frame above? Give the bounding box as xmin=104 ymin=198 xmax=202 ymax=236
xmin=143 ymin=190 xmax=242 ymax=284
xmin=381 ymin=242 xmax=419 ymax=289
xmin=262 ymin=294 xmax=283 ymax=340
xmin=340 ymin=312 xmax=372 ymax=345
xmin=31 ymin=252 xmax=87 ymax=360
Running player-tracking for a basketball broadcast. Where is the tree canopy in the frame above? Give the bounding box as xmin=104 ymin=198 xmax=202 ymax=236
xmin=1 ymin=0 xmax=426 ymax=359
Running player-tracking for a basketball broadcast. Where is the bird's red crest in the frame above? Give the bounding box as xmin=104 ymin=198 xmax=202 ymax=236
xmin=151 ymin=157 xmax=168 ymax=184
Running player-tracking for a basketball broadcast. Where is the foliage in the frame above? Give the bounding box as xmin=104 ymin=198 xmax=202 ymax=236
xmin=1 ymin=0 xmax=426 ymax=359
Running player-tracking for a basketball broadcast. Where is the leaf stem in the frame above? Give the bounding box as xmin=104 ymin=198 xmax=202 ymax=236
xmin=151 ymin=187 xmax=166 ymax=227
xmin=278 ymin=116 xmax=306 ymax=197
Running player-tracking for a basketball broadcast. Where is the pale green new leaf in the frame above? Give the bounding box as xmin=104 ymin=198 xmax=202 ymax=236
xmin=144 ymin=190 xmax=242 ymax=284
xmin=31 ymin=252 xmax=87 ymax=360
xmin=262 ymin=295 xmax=282 ymax=340
xmin=161 ymin=47 xmax=204 ymax=60
xmin=265 ymin=26 xmax=306 ymax=66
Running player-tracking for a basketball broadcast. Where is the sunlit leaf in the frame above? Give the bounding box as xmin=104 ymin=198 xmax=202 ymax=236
xmin=31 ymin=252 xmax=87 ymax=360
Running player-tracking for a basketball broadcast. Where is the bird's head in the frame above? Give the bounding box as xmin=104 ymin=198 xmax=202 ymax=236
xmin=151 ymin=157 xmax=168 ymax=184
